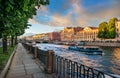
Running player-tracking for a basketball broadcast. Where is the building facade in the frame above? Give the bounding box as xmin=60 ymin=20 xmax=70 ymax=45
xmin=33 ymin=33 xmax=49 ymax=40
xmin=61 ymin=27 xmax=74 ymax=41
xmin=116 ymin=20 xmax=120 ymax=40
xmin=61 ymin=27 xmax=83 ymax=41
xmin=48 ymin=32 xmax=61 ymax=41
xmin=76 ymin=27 xmax=98 ymax=41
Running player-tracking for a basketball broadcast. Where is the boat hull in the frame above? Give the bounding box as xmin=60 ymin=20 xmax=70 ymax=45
xmin=68 ymin=46 xmax=103 ymax=55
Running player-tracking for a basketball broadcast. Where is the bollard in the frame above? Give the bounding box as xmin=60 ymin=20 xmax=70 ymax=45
xmin=46 ymin=50 xmax=54 ymax=74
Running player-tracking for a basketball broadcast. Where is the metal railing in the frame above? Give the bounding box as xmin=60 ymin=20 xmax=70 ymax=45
xmin=37 ymin=49 xmax=47 ymax=65
xmin=54 ymin=55 xmax=115 ymax=78
xmin=22 ymin=43 xmax=117 ymax=78
xmin=23 ymin=43 xmax=54 ymax=73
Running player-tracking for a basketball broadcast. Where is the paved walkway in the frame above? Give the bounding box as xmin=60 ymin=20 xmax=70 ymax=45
xmin=6 ymin=43 xmax=54 ymax=78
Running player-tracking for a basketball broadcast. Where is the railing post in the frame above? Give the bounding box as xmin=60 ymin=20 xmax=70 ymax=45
xmin=46 ymin=50 xmax=54 ymax=74
xmin=27 ymin=44 xmax=28 ymax=50
xmin=33 ymin=46 xmax=38 ymax=59
xmin=30 ymin=44 xmax=32 ymax=53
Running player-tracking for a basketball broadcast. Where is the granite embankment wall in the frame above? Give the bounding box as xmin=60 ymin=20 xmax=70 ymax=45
xmin=85 ymin=41 xmax=120 ymax=47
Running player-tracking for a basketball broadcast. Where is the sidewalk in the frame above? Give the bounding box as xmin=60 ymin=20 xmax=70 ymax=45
xmin=6 ymin=43 xmax=54 ymax=78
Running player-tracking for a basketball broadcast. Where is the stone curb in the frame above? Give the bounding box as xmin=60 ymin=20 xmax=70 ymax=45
xmin=0 ymin=45 xmax=17 ymax=78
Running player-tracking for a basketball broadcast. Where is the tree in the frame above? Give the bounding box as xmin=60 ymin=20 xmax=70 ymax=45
xmin=98 ymin=22 xmax=108 ymax=38
xmin=98 ymin=18 xmax=118 ymax=39
xmin=108 ymin=18 xmax=118 ymax=38
xmin=0 ymin=0 xmax=49 ymax=53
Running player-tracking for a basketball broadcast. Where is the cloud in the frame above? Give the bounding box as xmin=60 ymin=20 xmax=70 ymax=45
xmin=31 ymin=0 xmax=120 ymax=27
xmin=70 ymin=1 xmax=89 ymax=26
xmin=28 ymin=18 xmax=40 ymax=24
xmin=93 ymin=5 xmax=120 ymax=19
xmin=70 ymin=0 xmax=120 ymax=26
xmin=48 ymin=14 xmax=72 ymax=26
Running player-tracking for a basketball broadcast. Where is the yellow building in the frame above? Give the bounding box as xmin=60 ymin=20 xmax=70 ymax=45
xmin=61 ymin=27 xmax=83 ymax=41
xmin=61 ymin=27 xmax=74 ymax=41
xmin=75 ymin=27 xmax=98 ymax=41
xmin=33 ymin=34 xmax=41 ymax=40
xmin=116 ymin=20 xmax=120 ymax=39
xmin=33 ymin=33 xmax=49 ymax=40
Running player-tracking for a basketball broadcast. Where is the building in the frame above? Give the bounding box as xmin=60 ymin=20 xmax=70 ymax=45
xmin=25 ymin=36 xmax=33 ymax=41
xmin=33 ymin=33 xmax=49 ymax=40
xmin=43 ymin=33 xmax=49 ymax=40
xmin=48 ymin=32 xmax=61 ymax=41
xmin=61 ymin=27 xmax=74 ymax=41
xmin=33 ymin=34 xmax=41 ymax=40
xmin=61 ymin=27 xmax=83 ymax=41
xmin=76 ymin=27 xmax=98 ymax=41
xmin=116 ymin=20 xmax=120 ymax=40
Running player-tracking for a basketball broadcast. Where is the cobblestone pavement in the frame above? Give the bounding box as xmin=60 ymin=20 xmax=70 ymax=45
xmin=6 ymin=43 xmax=54 ymax=78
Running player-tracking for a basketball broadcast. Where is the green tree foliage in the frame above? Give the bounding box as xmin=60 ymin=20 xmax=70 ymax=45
xmin=98 ymin=18 xmax=118 ymax=39
xmin=0 ymin=0 xmax=49 ymax=53
xmin=108 ymin=18 xmax=118 ymax=38
xmin=98 ymin=22 xmax=108 ymax=38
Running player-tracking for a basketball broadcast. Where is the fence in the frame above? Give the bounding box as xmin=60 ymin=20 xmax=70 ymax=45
xmin=22 ymin=43 xmax=117 ymax=78
xmin=22 ymin=43 xmax=54 ymax=73
xmin=54 ymin=55 xmax=111 ymax=78
xmin=37 ymin=49 xmax=47 ymax=65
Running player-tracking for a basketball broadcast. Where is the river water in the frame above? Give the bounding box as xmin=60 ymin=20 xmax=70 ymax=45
xmin=36 ymin=43 xmax=120 ymax=77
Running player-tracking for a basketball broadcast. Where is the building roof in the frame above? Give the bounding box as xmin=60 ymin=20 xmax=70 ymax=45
xmin=66 ymin=27 xmax=73 ymax=29
xmin=78 ymin=27 xmax=98 ymax=32
xmin=89 ymin=27 xmax=98 ymax=29
xmin=73 ymin=27 xmax=83 ymax=32
xmin=117 ymin=20 xmax=120 ymax=22
xmin=63 ymin=26 xmax=98 ymax=34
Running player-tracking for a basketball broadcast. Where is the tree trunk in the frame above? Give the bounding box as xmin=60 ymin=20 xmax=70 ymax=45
xmin=0 ymin=33 xmax=2 ymax=38
xmin=2 ymin=35 xmax=7 ymax=53
xmin=15 ymin=35 xmax=17 ymax=44
xmin=11 ymin=35 xmax=14 ymax=47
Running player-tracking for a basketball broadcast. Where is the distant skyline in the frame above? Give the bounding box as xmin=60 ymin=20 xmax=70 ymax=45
xmin=25 ymin=0 xmax=120 ymax=34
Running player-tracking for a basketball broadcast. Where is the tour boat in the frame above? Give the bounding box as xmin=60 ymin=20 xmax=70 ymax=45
xmin=78 ymin=47 xmax=103 ymax=55
xmin=68 ymin=46 xmax=79 ymax=51
xmin=68 ymin=46 xmax=103 ymax=55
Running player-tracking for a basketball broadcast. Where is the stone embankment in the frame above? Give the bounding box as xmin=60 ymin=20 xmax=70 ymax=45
xmin=85 ymin=41 xmax=120 ymax=47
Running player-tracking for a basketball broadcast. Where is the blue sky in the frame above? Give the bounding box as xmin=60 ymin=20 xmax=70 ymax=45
xmin=25 ymin=0 xmax=120 ymax=34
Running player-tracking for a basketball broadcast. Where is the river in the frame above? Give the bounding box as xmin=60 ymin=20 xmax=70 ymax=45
xmin=36 ymin=43 xmax=120 ymax=77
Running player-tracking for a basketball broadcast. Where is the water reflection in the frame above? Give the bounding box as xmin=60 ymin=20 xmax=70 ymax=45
xmin=36 ymin=43 xmax=120 ymax=76
xmin=98 ymin=47 xmax=120 ymax=75
xmin=111 ymin=48 xmax=120 ymax=75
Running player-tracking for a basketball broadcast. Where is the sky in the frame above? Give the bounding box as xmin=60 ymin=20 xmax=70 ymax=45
xmin=25 ymin=0 xmax=120 ymax=34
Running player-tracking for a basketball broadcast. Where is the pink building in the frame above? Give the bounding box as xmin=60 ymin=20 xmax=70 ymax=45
xmin=48 ymin=32 xmax=61 ymax=41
